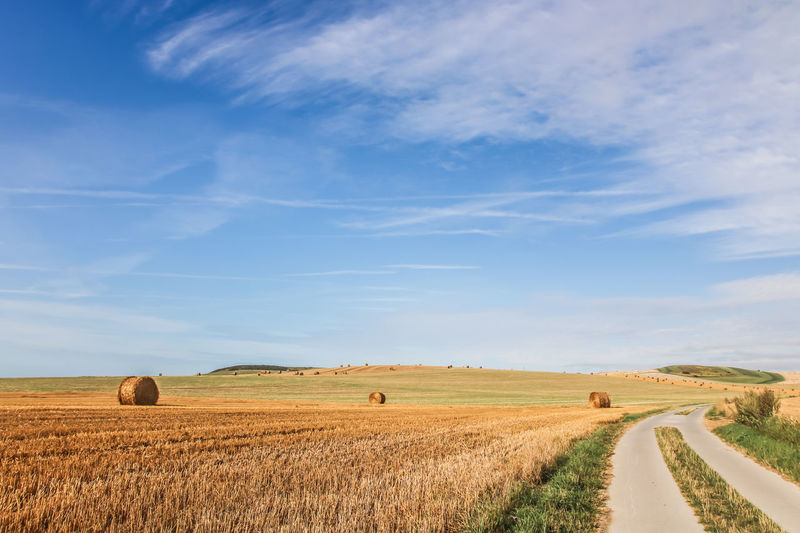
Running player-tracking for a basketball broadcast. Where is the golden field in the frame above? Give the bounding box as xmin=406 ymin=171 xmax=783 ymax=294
xmin=0 ymin=393 xmax=638 ymax=532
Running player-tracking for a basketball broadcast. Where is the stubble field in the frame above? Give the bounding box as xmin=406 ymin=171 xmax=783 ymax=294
xmin=0 ymin=396 xmax=631 ymax=532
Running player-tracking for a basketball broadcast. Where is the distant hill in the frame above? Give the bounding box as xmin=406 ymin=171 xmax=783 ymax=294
xmin=208 ymin=364 xmax=314 ymax=375
xmin=658 ymin=365 xmax=784 ymax=384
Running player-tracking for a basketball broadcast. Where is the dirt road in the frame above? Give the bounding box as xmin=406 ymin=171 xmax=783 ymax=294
xmin=609 ymin=406 xmax=800 ymax=532
xmin=680 ymin=406 xmax=800 ymax=533
xmin=607 ymin=408 xmax=703 ymax=532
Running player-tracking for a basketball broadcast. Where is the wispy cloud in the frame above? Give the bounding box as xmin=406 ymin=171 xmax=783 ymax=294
xmin=286 ymin=270 xmax=396 ymax=277
xmin=386 ymin=264 xmax=480 ymax=270
xmin=0 ymin=262 xmax=271 ymax=282
xmin=0 ymin=264 xmax=55 ymax=272
xmin=145 ymin=0 xmax=800 ymax=258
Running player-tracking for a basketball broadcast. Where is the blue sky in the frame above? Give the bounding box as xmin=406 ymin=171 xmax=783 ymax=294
xmin=2 ymin=0 xmax=800 ymax=376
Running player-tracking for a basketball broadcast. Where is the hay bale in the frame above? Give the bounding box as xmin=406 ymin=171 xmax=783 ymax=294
xmin=589 ymin=391 xmax=611 ymax=408
xmin=118 ymin=376 xmax=159 ymax=406
xmin=369 ymin=391 xmax=386 ymax=404
xmin=196 ymin=372 xmax=201 ymax=376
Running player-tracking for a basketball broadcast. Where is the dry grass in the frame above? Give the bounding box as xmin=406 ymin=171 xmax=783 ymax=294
xmin=0 ymin=394 xmax=635 ymax=532
xmin=780 ymin=396 xmax=800 ymax=420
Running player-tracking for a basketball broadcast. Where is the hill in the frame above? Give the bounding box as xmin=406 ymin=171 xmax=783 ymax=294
xmin=657 ymin=365 xmax=784 ymax=384
xmin=208 ymin=364 xmax=313 ymax=375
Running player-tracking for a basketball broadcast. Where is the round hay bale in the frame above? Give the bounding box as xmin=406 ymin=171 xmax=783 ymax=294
xmin=369 ymin=391 xmax=386 ymax=404
xmin=118 ymin=376 xmax=159 ymax=406
xmin=589 ymin=391 xmax=611 ymax=408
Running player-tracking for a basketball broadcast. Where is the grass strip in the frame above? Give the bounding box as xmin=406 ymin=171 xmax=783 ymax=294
xmin=463 ymin=408 xmax=667 ymax=533
xmin=655 ymin=426 xmax=783 ymax=533
xmin=675 ymin=407 xmax=697 ymax=415
xmin=714 ymin=423 xmax=800 ymax=484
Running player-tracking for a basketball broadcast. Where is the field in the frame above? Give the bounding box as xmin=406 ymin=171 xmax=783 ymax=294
xmin=657 ymin=365 xmax=785 ymax=385
xmin=0 ymin=394 xmax=634 ymax=532
xmin=0 ymin=368 xmax=739 ymax=406
xmin=0 ymin=369 xmax=761 ymax=531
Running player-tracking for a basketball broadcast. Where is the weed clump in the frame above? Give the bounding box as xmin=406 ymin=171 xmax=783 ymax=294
xmin=734 ymin=389 xmax=780 ymax=428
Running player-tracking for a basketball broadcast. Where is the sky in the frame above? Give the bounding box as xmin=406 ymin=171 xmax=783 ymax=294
xmin=1 ymin=0 xmax=800 ymax=377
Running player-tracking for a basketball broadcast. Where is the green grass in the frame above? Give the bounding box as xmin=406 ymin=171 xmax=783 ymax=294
xmin=714 ymin=422 xmax=800 ymax=484
xmin=658 ymin=365 xmax=784 ymax=384
xmin=0 ymin=370 xmax=734 ymax=406
xmin=655 ymin=426 xmax=783 ymax=533
xmin=462 ymin=408 xmax=667 ymax=532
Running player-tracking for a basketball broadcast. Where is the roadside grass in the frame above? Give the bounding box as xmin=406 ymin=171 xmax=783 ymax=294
xmin=676 ymin=407 xmax=697 ymax=415
xmin=714 ymin=422 xmax=800 ymax=484
xmin=463 ymin=408 xmax=667 ymax=532
xmin=655 ymin=426 xmax=783 ymax=533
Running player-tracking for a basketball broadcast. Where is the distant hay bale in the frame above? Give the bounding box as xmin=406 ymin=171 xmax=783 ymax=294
xmin=299 ymin=372 xmax=304 ymax=376
xmin=158 ymin=372 xmax=162 ymax=377
xmin=233 ymin=371 xmax=237 ymax=376
xmin=447 ymin=365 xmax=453 ymax=368
xmin=118 ymin=376 xmax=159 ymax=406
xmin=589 ymin=391 xmax=611 ymax=408
xmin=369 ymin=391 xmax=386 ymax=404
xmin=314 ymin=371 xmax=320 ymax=375
xmin=196 ymin=372 xmax=201 ymax=376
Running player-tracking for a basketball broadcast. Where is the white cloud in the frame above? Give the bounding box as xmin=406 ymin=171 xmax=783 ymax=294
xmin=146 ymin=1 xmax=800 ymax=258
xmin=714 ymin=273 xmax=800 ymax=303
xmin=310 ymin=273 xmax=800 ymax=371
xmin=0 ymin=297 xmax=307 ymax=376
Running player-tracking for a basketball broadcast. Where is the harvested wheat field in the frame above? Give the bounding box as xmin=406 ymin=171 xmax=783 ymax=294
xmin=0 ymin=394 xmax=639 ymax=532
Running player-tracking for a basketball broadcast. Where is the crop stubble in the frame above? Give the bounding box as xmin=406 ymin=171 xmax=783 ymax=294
xmin=0 ymin=398 xmax=627 ymax=532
